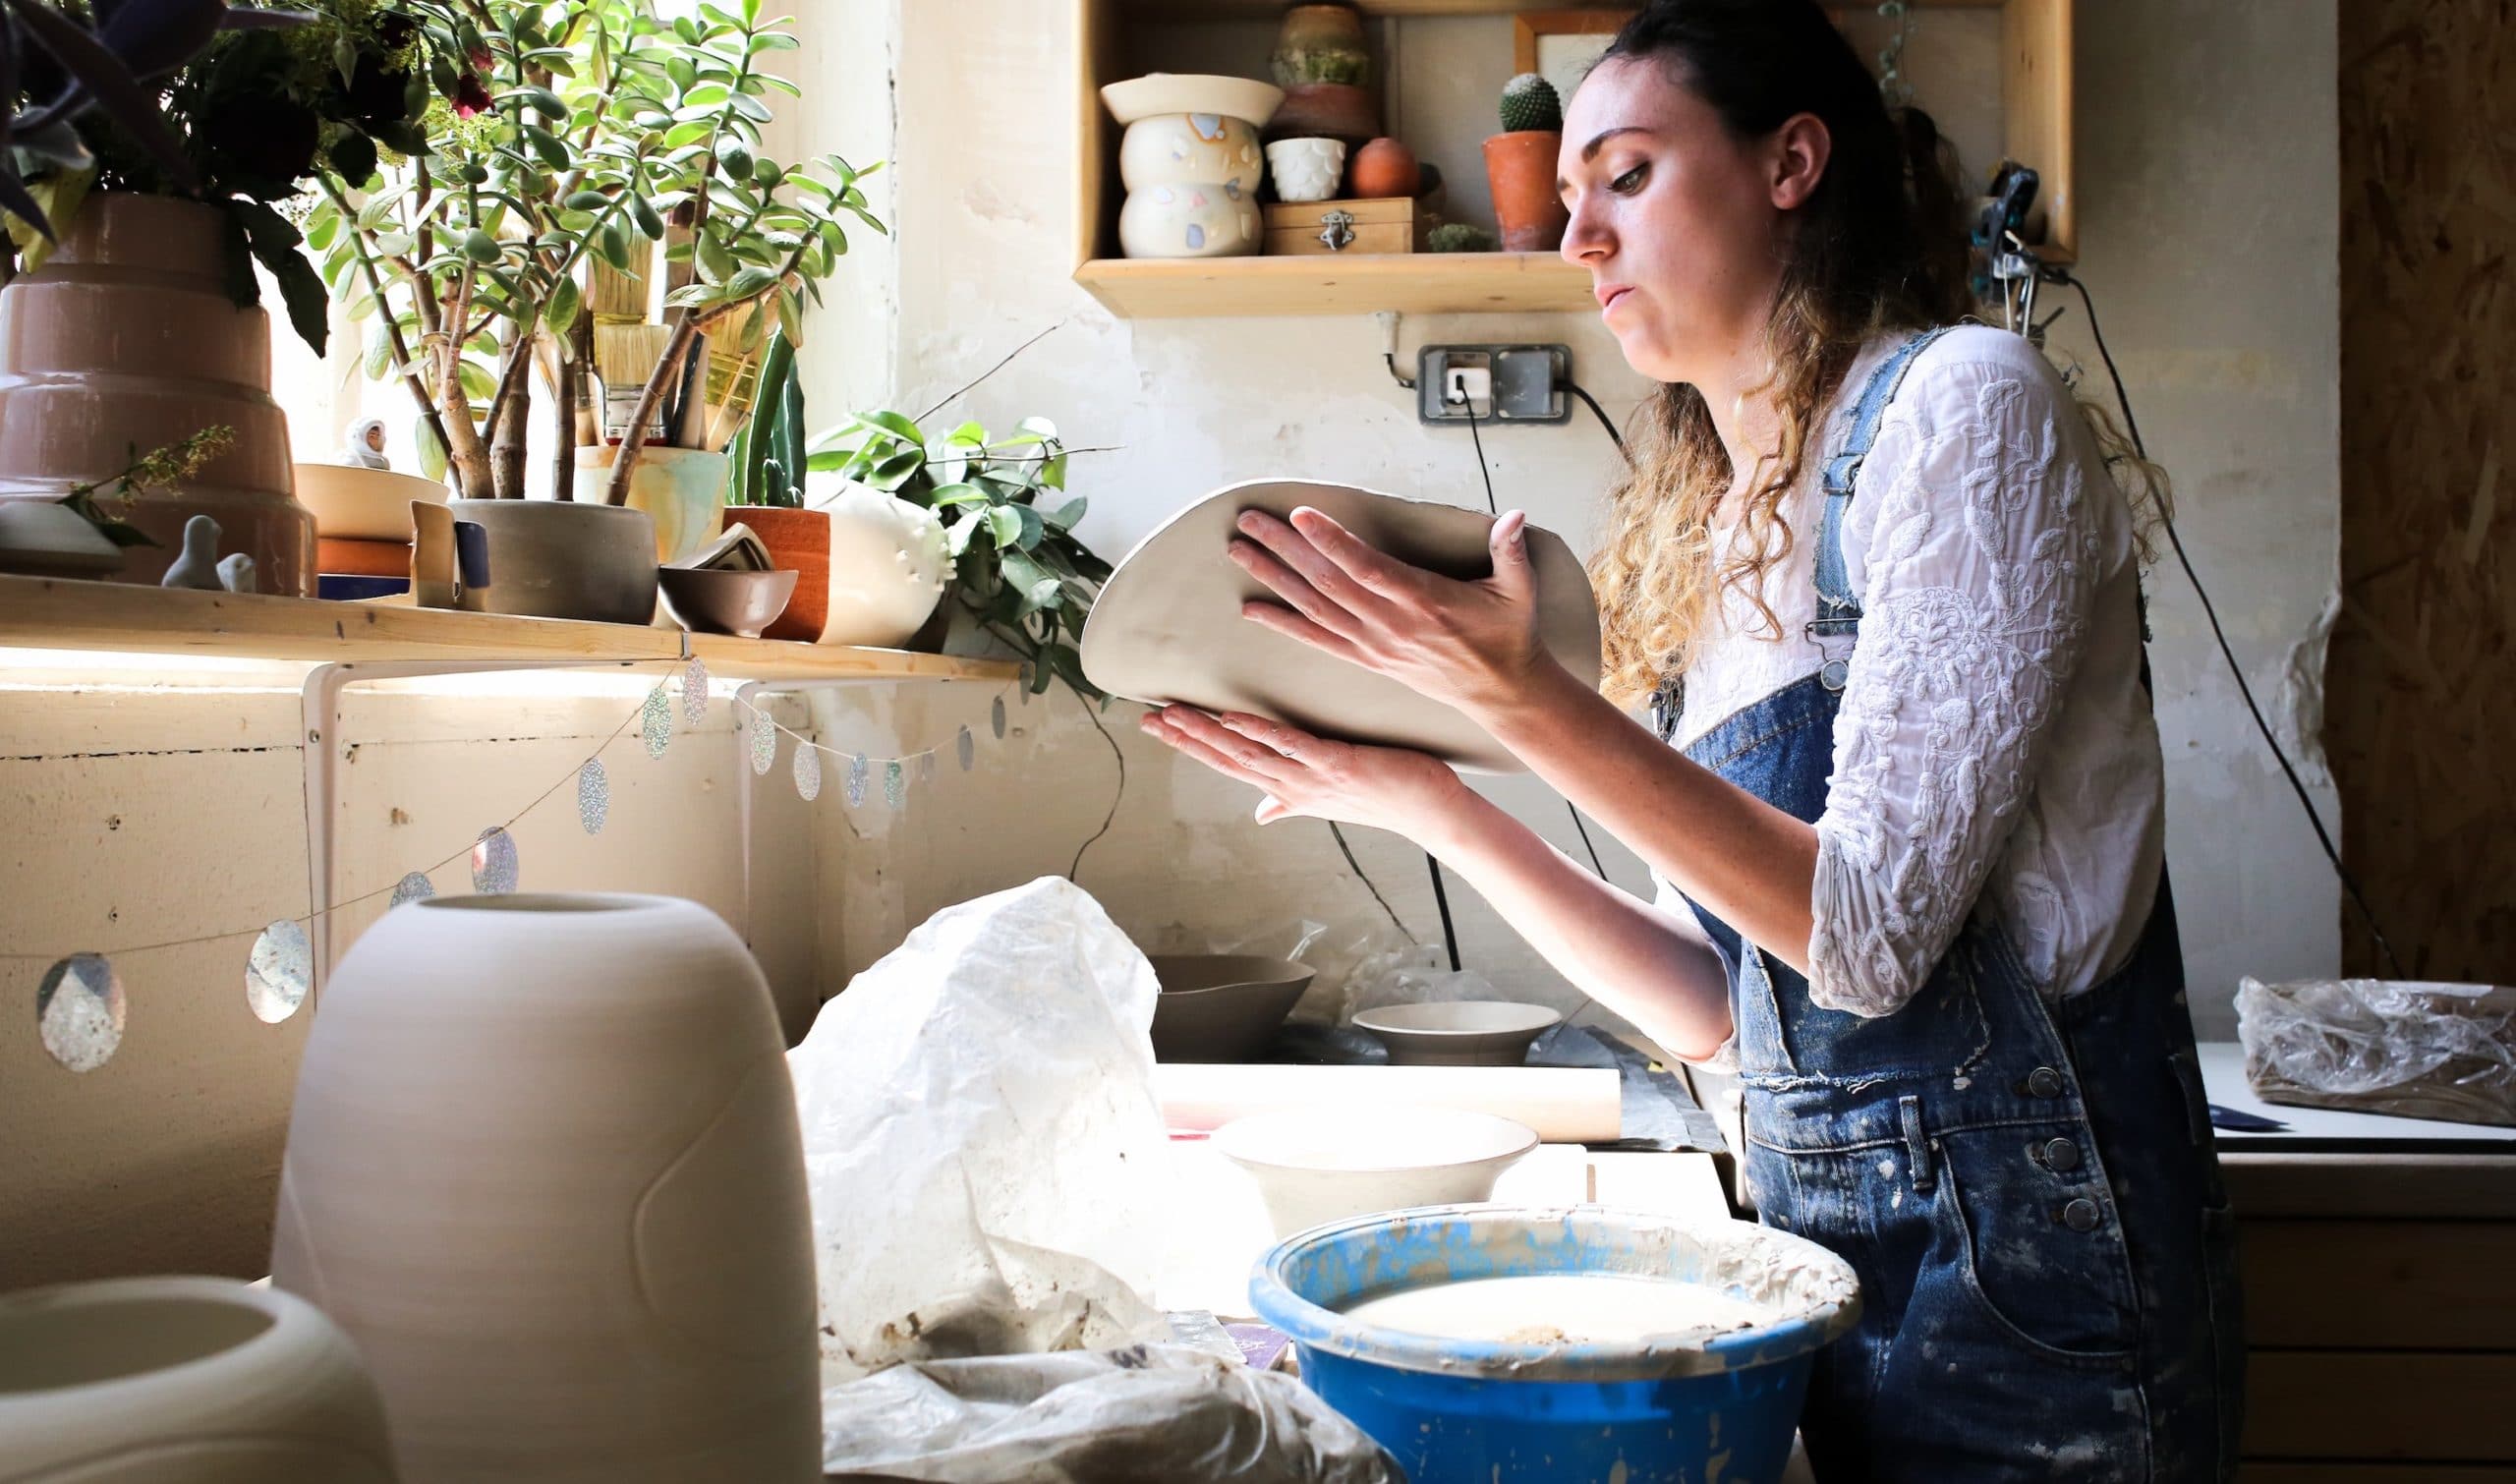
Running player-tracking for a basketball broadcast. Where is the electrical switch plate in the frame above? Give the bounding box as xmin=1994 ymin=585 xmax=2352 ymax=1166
xmin=1416 ymin=344 xmax=1572 ymax=425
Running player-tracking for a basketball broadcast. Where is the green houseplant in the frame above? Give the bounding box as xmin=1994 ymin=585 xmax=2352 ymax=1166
xmin=811 ymin=409 xmax=1109 ymax=699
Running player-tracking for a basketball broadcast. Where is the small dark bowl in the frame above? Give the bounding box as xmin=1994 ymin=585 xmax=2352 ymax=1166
xmin=1148 ymin=954 xmax=1316 ymax=1063
xmin=658 ymin=566 xmax=798 ymax=639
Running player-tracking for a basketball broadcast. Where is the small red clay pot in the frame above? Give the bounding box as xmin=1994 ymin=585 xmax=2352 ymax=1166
xmin=1348 ymin=138 xmax=1420 ymax=200
xmin=724 ymin=504 xmax=829 ymax=643
xmin=1483 ymin=130 xmax=1569 ymax=252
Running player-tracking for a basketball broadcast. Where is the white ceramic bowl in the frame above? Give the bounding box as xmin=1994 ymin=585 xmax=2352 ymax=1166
xmin=1353 ymin=999 xmax=1565 ymax=1066
xmin=1214 ymin=1105 xmax=1538 ymax=1237
xmin=1101 ymin=73 xmax=1285 ymax=129
xmin=294 ymin=463 xmax=450 ymax=540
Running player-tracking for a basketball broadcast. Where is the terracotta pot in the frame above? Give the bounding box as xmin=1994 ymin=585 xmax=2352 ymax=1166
xmin=1484 ymin=130 xmax=1570 ymax=252
xmin=1349 ymin=137 xmax=1420 ymax=200
xmin=572 ymin=444 xmax=729 ymax=565
xmin=1272 ymin=2 xmax=1371 ymax=88
xmin=0 ymin=195 xmax=313 ymax=595
xmin=725 ymin=504 xmax=829 ymax=643
xmin=270 ymin=892 xmax=821 ymax=1484
xmin=0 ymin=1275 xmax=397 ymax=1482
xmin=443 ymin=497 xmax=658 ymax=624
xmin=1267 ymin=82 xmax=1379 ymax=145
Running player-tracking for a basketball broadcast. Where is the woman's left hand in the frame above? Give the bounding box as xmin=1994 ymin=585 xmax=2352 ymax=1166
xmin=1230 ymin=505 xmax=1550 ymax=717
xmin=1138 ymin=705 xmax=1466 ymax=834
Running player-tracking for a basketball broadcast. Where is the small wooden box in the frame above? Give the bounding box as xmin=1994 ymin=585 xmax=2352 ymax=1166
xmin=1263 ymin=197 xmax=1427 ymax=256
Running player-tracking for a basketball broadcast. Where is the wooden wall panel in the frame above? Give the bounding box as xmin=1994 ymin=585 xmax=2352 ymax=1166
xmin=2331 ymin=0 xmax=2516 ymax=980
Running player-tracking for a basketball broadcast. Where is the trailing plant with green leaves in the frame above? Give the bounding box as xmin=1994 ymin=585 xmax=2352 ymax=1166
xmin=303 ymin=0 xmax=882 ymax=501
xmin=813 ymin=410 xmax=1108 ymax=701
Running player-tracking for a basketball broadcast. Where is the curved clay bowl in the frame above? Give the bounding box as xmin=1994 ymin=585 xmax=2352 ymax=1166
xmin=293 ymin=463 xmax=449 ymax=541
xmin=0 ymin=1275 xmax=397 ymax=1480
xmin=1102 ymin=73 xmax=1286 ymax=128
xmin=1353 ymin=999 xmax=1564 ymax=1066
xmin=658 ymin=566 xmax=798 ymax=639
xmin=1214 ymin=1105 xmax=1538 ymax=1237
xmin=1148 ymin=953 xmax=1315 ymax=1062
xmin=1081 ymin=480 xmax=1602 ymax=775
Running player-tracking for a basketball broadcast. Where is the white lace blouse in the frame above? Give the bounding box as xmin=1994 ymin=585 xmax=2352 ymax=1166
xmin=1650 ymin=325 xmax=2166 ymax=1017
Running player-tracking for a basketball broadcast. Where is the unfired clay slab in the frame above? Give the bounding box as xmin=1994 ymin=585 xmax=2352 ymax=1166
xmin=1080 ymin=479 xmax=1603 ymax=773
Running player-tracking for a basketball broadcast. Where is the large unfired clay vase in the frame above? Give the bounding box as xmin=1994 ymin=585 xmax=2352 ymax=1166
xmin=269 ymin=893 xmax=821 ymax=1484
xmin=0 ymin=1275 xmax=397 ymax=1482
xmin=0 ymin=195 xmax=314 ymax=595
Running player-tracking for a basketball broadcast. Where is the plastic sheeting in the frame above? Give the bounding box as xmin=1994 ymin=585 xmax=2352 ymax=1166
xmin=2236 ymin=976 xmax=2516 ymax=1127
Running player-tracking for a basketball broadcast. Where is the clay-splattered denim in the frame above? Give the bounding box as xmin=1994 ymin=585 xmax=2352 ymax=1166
xmin=1666 ymin=330 xmax=2243 ymax=1481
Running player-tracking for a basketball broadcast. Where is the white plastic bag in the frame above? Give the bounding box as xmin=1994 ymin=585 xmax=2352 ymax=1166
xmin=820 ymin=1344 xmax=1399 ymax=1483
xmin=2236 ymin=976 xmax=2516 ymax=1127
xmin=790 ymin=877 xmax=1173 ymax=1380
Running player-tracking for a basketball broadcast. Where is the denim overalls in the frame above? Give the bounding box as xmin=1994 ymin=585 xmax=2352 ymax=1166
xmin=1659 ymin=330 xmax=2246 ymax=1481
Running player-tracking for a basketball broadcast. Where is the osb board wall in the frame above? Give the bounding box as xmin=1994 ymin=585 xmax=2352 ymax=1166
xmin=2331 ymin=0 xmax=2516 ymax=979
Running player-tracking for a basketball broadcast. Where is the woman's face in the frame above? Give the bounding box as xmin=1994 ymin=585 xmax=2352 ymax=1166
xmin=1559 ymin=58 xmax=1818 ymax=384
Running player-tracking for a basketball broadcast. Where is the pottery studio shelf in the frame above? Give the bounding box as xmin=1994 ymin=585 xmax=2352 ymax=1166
xmin=1075 ymin=0 xmax=2076 ymax=318
xmin=0 ymin=576 xmax=1021 ymax=685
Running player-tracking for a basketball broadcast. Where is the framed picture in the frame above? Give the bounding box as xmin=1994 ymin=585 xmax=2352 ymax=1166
xmin=1512 ymin=10 xmax=1636 ymax=103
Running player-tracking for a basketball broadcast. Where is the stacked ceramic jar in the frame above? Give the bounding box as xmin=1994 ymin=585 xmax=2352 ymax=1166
xmin=1102 ymin=75 xmax=1285 ymax=258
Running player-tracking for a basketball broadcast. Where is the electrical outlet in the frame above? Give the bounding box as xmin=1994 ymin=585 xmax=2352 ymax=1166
xmin=1417 ymin=344 xmax=1572 ymax=425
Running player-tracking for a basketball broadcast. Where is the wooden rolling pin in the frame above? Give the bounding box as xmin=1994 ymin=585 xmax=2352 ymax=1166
xmin=1154 ymin=1063 xmax=1622 ymax=1144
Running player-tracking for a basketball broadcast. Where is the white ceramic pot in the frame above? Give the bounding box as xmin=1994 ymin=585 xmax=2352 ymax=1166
xmin=1103 ymin=75 xmax=1281 ymax=259
xmin=0 ymin=1275 xmax=397 ymax=1482
xmin=269 ymin=893 xmax=821 ymax=1484
xmin=1265 ymin=138 xmax=1347 ymax=203
xmin=1214 ymin=1105 xmax=1538 ymax=1237
xmin=572 ymin=444 xmax=730 ymax=565
xmin=809 ymin=475 xmax=947 ymax=648
xmin=294 ymin=463 xmax=449 ymax=541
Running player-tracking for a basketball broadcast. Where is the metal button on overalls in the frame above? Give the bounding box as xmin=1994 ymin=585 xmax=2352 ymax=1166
xmin=2062 ymin=1198 xmax=2102 ymax=1232
xmin=2027 ymin=1065 xmax=2066 ymax=1099
xmin=2042 ymin=1137 xmax=2082 ymax=1171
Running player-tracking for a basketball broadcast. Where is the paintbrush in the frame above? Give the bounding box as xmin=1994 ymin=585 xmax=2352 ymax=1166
xmin=589 ymin=235 xmax=655 ymax=322
xmin=668 ymin=331 xmax=712 ymax=449
xmin=593 ymin=321 xmax=675 ymax=443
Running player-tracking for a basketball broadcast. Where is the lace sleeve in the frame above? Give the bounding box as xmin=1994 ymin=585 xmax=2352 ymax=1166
xmin=1807 ymin=354 xmax=2102 ymax=1016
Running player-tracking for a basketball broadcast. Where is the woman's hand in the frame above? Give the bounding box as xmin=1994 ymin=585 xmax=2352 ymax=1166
xmin=1138 ymin=705 xmax=1469 ymax=836
xmin=1229 ymin=505 xmax=1552 ymax=717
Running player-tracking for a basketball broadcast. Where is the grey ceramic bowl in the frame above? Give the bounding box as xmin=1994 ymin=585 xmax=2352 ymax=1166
xmin=1352 ymin=1000 xmax=1564 ymax=1066
xmin=658 ymin=566 xmax=798 ymax=639
xmin=1147 ymin=954 xmax=1316 ymax=1063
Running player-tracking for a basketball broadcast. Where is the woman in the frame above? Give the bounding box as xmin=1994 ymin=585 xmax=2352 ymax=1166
xmin=1140 ymin=0 xmax=2242 ymax=1477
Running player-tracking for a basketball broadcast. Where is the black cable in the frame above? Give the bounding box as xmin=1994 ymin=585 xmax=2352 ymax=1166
xmin=1564 ymin=378 xmax=1627 ymax=457
xmin=2061 ymin=271 xmax=2407 ymax=977
xmin=1328 ymin=820 xmax=1414 ymax=942
xmin=1426 ymin=850 xmax=1462 ymax=973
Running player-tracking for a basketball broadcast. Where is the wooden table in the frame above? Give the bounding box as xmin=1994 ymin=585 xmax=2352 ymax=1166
xmin=2201 ymin=1043 xmax=2516 ymax=1480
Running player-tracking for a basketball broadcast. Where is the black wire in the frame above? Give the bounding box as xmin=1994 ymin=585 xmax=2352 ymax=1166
xmin=1329 ymin=820 xmax=1414 ymax=942
xmin=1564 ymin=378 xmax=1628 ymax=457
xmin=2062 ymin=272 xmax=2406 ymax=977
xmin=1426 ymin=851 xmax=1462 ymax=973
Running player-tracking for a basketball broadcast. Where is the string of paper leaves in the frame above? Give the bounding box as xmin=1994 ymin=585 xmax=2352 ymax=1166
xmin=20 ymin=657 xmax=1029 ymax=1078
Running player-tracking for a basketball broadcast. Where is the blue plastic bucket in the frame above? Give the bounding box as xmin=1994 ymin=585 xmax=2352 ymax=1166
xmin=1249 ymin=1204 xmax=1861 ymax=1484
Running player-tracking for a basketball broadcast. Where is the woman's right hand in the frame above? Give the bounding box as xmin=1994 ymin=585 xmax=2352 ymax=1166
xmin=1138 ymin=705 xmax=1469 ymax=837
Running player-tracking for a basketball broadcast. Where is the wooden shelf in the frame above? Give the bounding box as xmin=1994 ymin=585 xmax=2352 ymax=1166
xmin=1075 ymin=0 xmax=2075 ymax=317
xmin=0 ymin=577 xmax=1020 ymax=685
xmin=1075 ymin=250 xmax=1593 ymax=317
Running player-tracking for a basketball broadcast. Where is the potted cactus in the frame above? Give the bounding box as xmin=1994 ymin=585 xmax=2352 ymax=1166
xmin=1483 ymin=72 xmax=1568 ymax=253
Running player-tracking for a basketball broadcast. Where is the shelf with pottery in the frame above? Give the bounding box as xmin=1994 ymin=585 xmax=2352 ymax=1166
xmin=0 ymin=575 xmax=1019 ymax=685
xmin=1074 ymin=0 xmax=2076 ymax=318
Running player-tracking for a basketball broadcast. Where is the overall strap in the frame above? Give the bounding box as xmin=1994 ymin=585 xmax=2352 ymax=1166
xmin=1809 ymin=325 xmax=1956 ymax=690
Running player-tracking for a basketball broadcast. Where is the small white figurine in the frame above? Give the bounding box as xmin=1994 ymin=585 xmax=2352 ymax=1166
xmin=160 ymin=513 xmax=224 ymax=590
xmin=340 ymin=418 xmax=390 ymax=471
xmin=215 ymin=551 xmax=257 ymax=595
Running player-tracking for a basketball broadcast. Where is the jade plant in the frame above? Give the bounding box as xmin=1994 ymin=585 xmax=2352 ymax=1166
xmin=303 ymin=0 xmax=882 ymax=501
xmin=812 ymin=410 xmax=1108 ymax=700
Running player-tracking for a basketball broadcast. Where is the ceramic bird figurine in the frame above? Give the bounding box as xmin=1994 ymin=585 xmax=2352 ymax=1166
xmin=215 ymin=551 xmax=257 ymax=595
xmin=340 ymin=417 xmax=390 ymax=470
xmin=160 ymin=513 xmax=224 ymax=590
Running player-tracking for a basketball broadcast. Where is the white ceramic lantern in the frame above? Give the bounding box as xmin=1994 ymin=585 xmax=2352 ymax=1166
xmin=1102 ymin=74 xmax=1283 ymax=259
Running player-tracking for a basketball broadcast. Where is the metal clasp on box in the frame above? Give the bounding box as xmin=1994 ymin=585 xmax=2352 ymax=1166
xmin=1316 ymin=209 xmax=1356 ymax=252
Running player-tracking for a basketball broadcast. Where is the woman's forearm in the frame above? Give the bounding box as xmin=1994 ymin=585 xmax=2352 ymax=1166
xmin=1411 ymin=785 xmax=1735 ymax=1060
xmin=1469 ymin=660 xmax=1821 ymax=976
